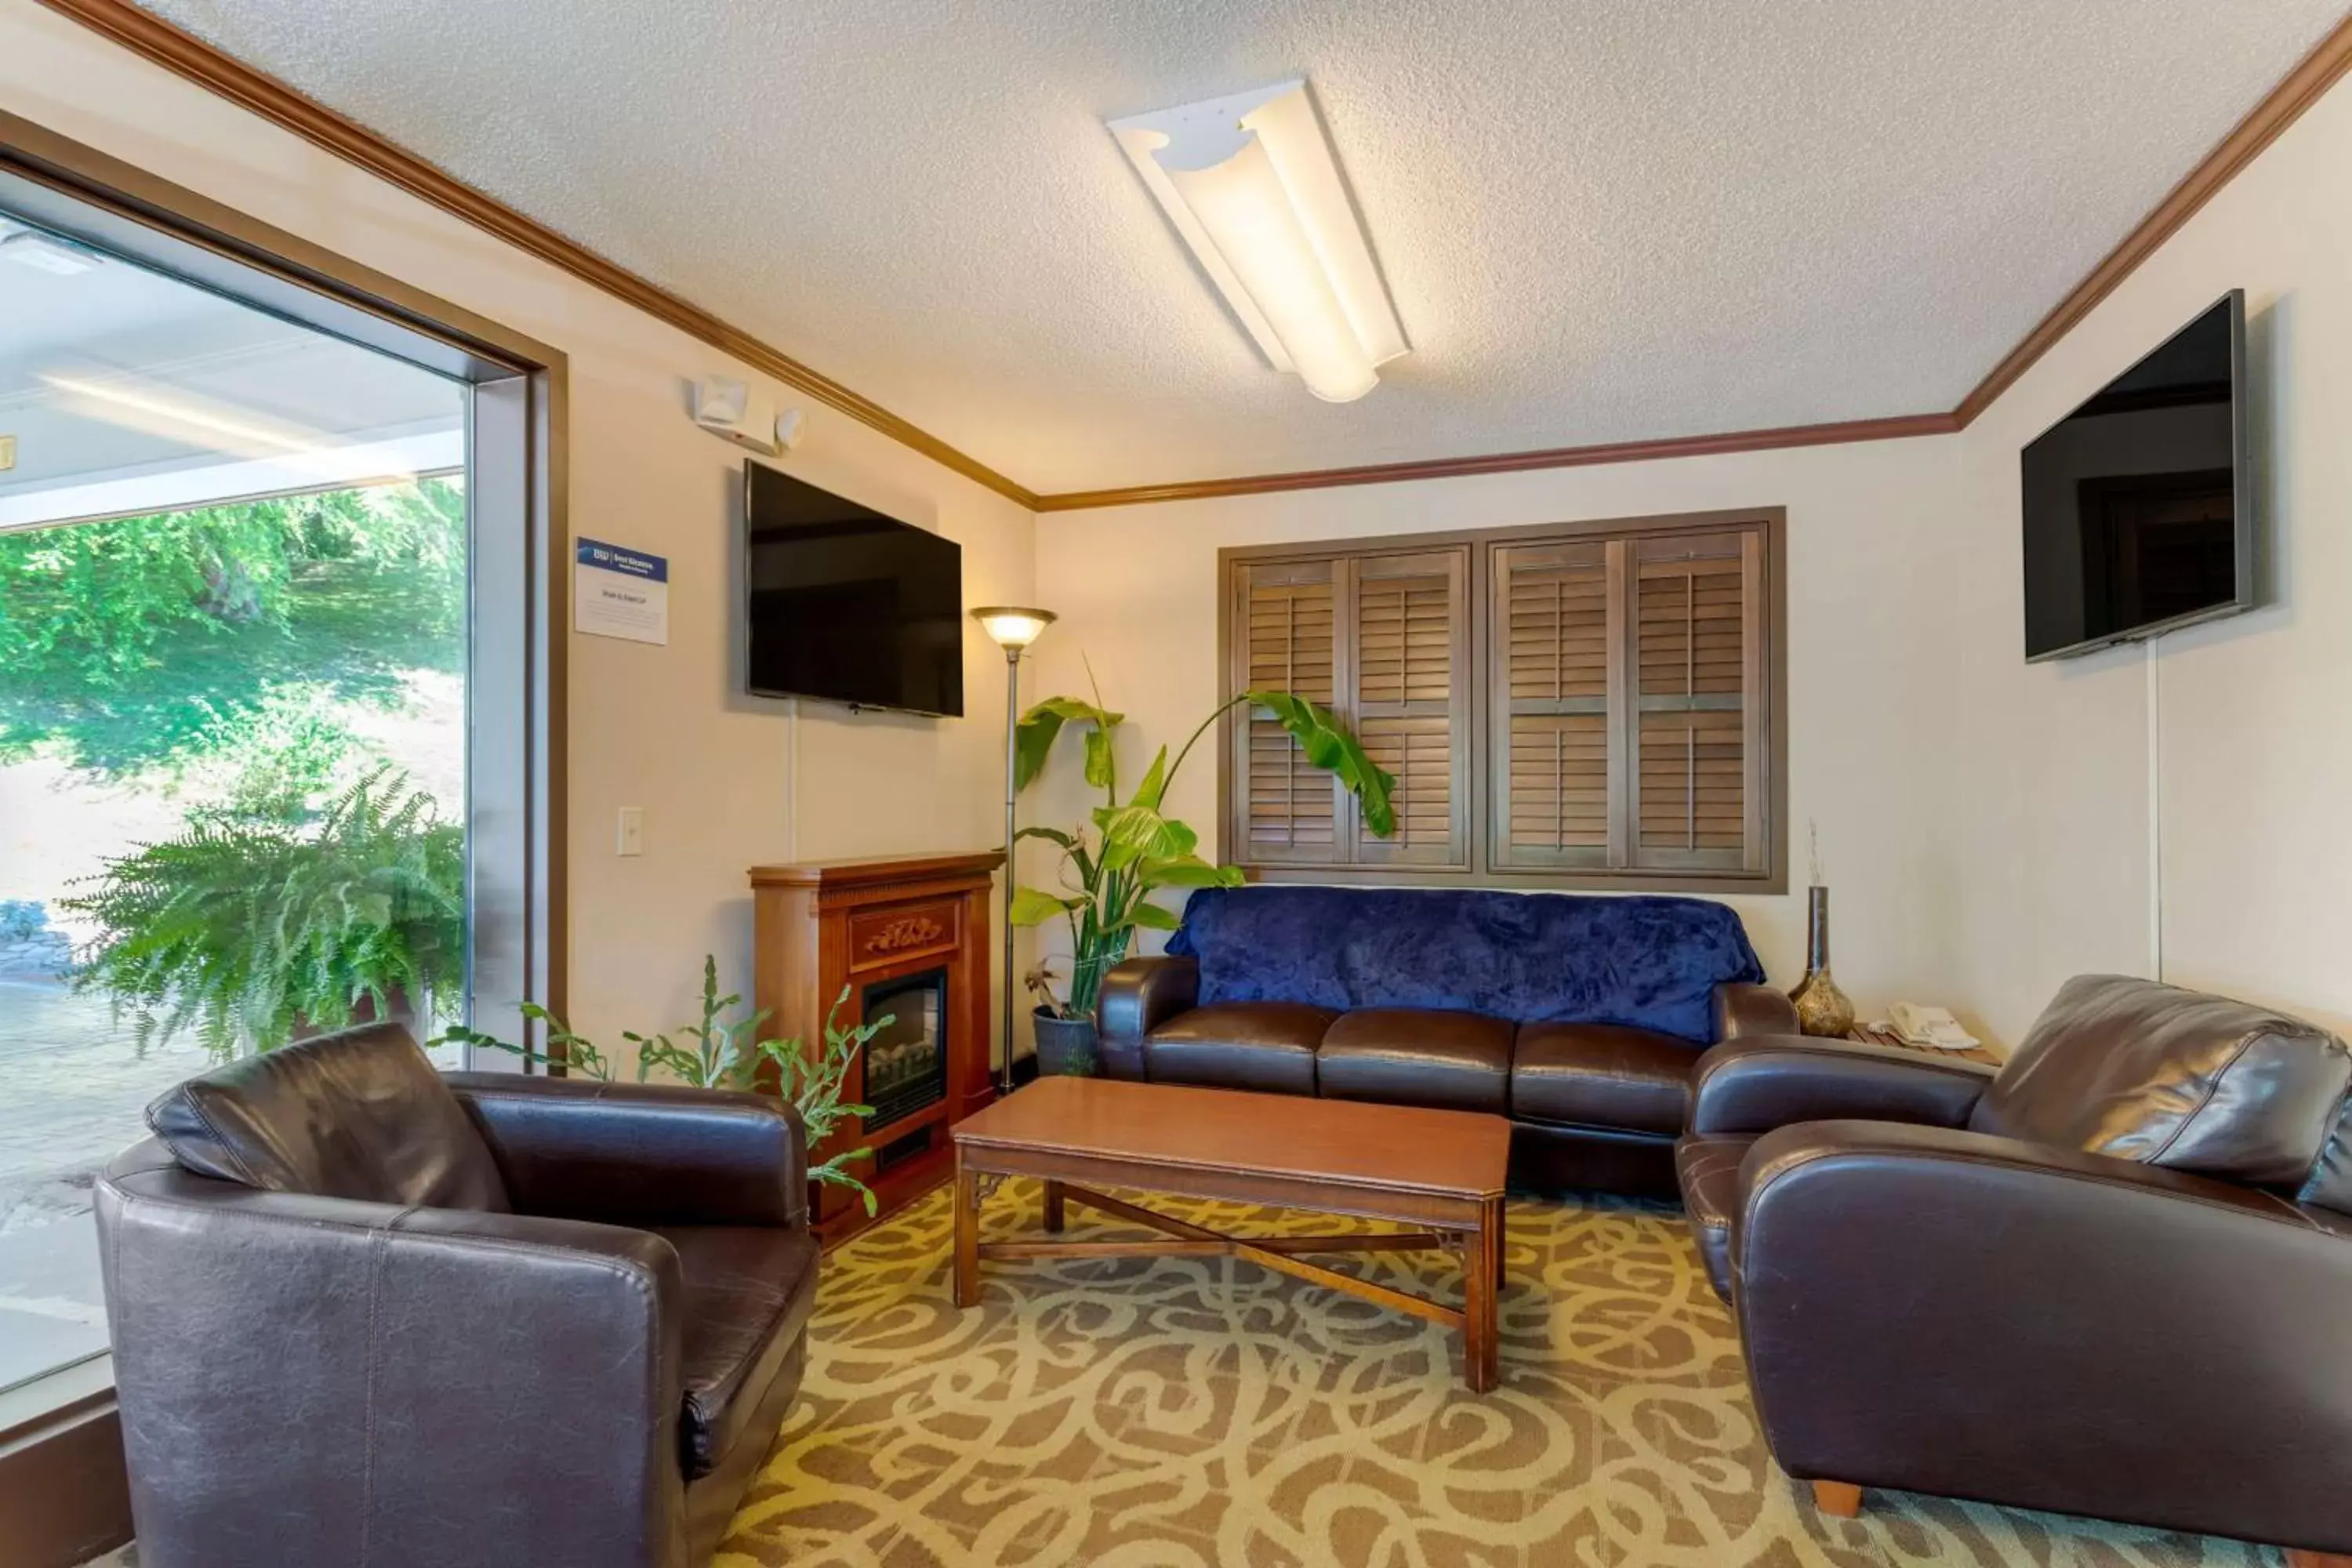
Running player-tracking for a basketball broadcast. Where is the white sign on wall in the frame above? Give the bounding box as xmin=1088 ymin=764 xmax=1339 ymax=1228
xmin=573 ymin=538 xmax=669 ymax=645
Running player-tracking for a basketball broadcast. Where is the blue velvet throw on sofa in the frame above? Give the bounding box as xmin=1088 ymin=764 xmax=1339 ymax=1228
xmin=1166 ymin=886 xmax=1766 ymax=1044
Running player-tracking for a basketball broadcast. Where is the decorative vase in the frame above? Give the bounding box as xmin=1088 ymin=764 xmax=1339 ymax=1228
xmin=1032 ymin=1005 xmax=1101 ymax=1076
xmin=1787 ymin=885 xmax=1855 ymax=1037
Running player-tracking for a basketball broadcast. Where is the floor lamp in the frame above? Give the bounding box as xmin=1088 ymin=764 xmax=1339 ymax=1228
xmin=971 ymin=606 xmax=1055 ymax=1099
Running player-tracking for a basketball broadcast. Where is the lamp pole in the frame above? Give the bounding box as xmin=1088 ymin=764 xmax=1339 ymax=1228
xmin=997 ymin=644 xmax=1020 ymax=1098
xmin=970 ymin=607 xmax=1055 ymax=1100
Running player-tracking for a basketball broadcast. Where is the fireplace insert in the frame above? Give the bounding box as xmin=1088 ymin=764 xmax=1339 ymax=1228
xmin=859 ymin=968 xmax=948 ymax=1130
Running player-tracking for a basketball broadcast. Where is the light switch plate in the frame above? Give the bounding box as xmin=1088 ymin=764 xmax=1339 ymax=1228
xmin=615 ymin=806 xmax=644 ymax=856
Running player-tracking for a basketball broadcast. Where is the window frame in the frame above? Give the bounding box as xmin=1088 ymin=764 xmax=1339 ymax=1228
xmin=1217 ymin=506 xmax=1787 ymax=895
xmin=0 ymin=109 xmax=568 ymax=1501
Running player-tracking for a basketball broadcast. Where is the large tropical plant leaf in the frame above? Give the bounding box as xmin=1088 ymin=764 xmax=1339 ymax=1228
xmin=1013 ymin=697 xmax=1123 ymax=791
xmin=1007 ymin=886 xmax=1088 ymax=926
xmin=1122 ymin=901 xmax=1181 ymax=932
xmin=1131 ymin=746 xmax=1170 ymax=811
xmin=1243 ymin=690 xmax=1397 ymax=837
xmin=1092 ymin=804 xmax=1196 ymax=869
xmin=1140 ymin=854 xmax=1243 ymax=891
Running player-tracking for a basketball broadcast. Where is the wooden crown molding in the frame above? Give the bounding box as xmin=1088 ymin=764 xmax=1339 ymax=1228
xmin=29 ymin=0 xmax=1041 ymax=510
xmin=34 ymin=0 xmax=2352 ymax=514
xmin=1031 ymin=412 xmax=1958 ymax=511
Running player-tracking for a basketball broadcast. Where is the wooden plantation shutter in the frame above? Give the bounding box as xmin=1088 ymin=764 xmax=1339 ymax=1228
xmin=1232 ymin=557 xmax=1340 ymax=864
xmin=1346 ymin=548 xmax=1470 ymax=866
xmin=1631 ymin=529 xmax=1764 ymax=873
xmin=1221 ymin=510 xmax=1778 ymax=888
xmin=1490 ymin=539 xmax=1621 ymax=869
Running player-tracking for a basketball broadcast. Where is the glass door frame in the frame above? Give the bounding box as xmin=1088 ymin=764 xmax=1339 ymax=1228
xmin=0 ymin=105 xmax=568 ymax=1483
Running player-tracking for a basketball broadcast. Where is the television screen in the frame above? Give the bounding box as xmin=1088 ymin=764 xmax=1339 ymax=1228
xmin=2020 ymin=290 xmax=2251 ymax=661
xmin=744 ymin=462 xmax=964 ymax=715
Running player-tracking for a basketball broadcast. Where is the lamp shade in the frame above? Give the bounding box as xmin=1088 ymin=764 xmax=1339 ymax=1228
xmin=970 ymin=605 xmax=1055 ymax=650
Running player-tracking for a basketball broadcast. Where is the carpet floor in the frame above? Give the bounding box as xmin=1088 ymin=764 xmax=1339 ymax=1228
xmin=715 ymin=1182 xmax=2267 ymax=1568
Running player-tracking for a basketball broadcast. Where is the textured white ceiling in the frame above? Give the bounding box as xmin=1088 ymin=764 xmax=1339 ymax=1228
xmin=136 ymin=0 xmax=2349 ymax=495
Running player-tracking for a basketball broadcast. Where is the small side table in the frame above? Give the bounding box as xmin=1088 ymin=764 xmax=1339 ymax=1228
xmin=1846 ymin=1022 xmax=2003 ymax=1068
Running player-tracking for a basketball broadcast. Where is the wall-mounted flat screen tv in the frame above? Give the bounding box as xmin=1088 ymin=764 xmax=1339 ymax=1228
xmin=744 ymin=461 xmax=964 ymax=715
xmin=2020 ymin=289 xmax=2252 ymax=661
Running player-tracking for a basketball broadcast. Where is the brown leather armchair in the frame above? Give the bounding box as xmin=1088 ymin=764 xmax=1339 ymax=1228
xmin=95 ymin=1022 xmax=818 ymax=1568
xmin=1677 ymin=975 xmax=2352 ymax=1560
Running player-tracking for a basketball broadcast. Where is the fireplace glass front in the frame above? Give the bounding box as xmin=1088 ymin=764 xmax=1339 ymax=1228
xmin=860 ymin=968 xmax=948 ymax=1131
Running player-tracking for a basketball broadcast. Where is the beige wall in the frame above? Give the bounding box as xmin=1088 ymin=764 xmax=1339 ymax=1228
xmin=1948 ymin=70 xmax=2352 ymax=1042
xmin=2 ymin=0 xmax=1036 ymax=1055
xmin=1032 ymin=437 xmax=1971 ymax=1015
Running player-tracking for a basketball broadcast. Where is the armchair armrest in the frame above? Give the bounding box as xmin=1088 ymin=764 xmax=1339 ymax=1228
xmin=1687 ymin=1036 xmax=1994 ymax=1135
xmin=1098 ymin=955 xmax=1199 ymax=1079
xmin=1732 ymin=1120 xmax=2352 ymax=1551
xmin=447 ymin=1073 xmax=806 ymax=1228
xmin=96 ymin=1152 xmax=687 ymax=1566
xmin=1713 ymin=982 xmax=1799 ymax=1039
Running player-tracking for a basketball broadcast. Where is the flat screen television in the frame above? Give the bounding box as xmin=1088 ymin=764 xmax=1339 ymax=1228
xmin=2020 ymin=289 xmax=2252 ymax=661
xmin=744 ymin=461 xmax=964 ymax=715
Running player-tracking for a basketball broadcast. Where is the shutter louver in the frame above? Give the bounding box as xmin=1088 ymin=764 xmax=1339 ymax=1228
xmin=1233 ymin=560 xmax=1339 ymax=862
xmin=1632 ymin=531 xmax=1762 ymax=871
xmin=1491 ymin=540 xmax=1619 ymax=868
xmin=1348 ymin=549 xmax=1469 ymax=866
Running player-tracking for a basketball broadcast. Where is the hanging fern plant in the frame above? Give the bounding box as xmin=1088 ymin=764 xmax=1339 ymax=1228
xmin=62 ymin=766 xmax=464 ymax=1058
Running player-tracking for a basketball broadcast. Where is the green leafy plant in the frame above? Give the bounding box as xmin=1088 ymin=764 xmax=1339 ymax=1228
xmin=1011 ymin=674 xmax=1396 ymax=1020
xmin=0 ymin=477 xmax=466 ymax=777
xmin=62 ymin=765 xmax=463 ymax=1058
xmin=436 ymin=955 xmax=884 ymax=1213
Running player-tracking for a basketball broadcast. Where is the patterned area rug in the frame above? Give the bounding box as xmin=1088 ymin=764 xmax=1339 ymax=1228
xmin=717 ymin=1183 xmax=2260 ymax=1568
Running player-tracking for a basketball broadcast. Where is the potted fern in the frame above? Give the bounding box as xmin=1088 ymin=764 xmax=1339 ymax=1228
xmin=64 ymin=766 xmax=463 ymax=1058
xmin=1011 ymin=683 xmax=1393 ymax=1074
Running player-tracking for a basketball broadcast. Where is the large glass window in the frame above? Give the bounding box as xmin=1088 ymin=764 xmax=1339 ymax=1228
xmin=0 ymin=209 xmax=470 ymax=1394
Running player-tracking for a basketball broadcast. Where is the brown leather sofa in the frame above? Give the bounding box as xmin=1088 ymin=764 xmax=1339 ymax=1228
xmin=1100 ymin=885 xmax=1798 ymax=1196
xmin=94 ymin=1022 xmax=817 ymax=1568
xmin=1678 ymin=975 xmax=2352 ymax=1557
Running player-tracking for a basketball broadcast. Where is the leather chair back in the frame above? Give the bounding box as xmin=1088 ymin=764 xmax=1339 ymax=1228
xmin=1971 ymin=974 xmax=2351 ymax=1189
xmin=145 ymin=1021 xmax=511 ymax=1210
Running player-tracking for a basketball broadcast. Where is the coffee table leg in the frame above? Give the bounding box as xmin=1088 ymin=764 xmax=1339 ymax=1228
xmin=1042 ymin=1178 xmax=1065 ymax=1234
xmin=952 ymin=1155 xmax=981 ymax=1308
xmin=1493 ymin=1197 xmax=1508 ymax=1295
xmin=1463 ymin=1198 xmax=1501 ymax=1392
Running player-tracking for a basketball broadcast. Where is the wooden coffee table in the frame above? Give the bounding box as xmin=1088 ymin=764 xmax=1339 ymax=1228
xmin=949 ymin=1076 xmax=1513 ymax=1391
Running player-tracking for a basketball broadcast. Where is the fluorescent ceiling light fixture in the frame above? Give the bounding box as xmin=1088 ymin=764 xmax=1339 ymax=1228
xmin=37 ymin=372 xmax=424 ymax=485
xmin=1110 ymin=80 xmax=1406 ymax=403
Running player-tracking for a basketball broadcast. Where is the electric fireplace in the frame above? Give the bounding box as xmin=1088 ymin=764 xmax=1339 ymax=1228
xmin=860 ymin=968 xmax=948 ymax=1130
xmin=750 ymin=851 xmax=1002 ymax=1240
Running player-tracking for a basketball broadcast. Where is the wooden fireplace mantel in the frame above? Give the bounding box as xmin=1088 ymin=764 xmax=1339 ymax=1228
xmin=750 ymin=850 xmax=1004 ymax=1245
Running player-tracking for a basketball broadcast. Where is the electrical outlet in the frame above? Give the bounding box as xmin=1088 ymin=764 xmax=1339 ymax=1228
xmin=615 ymin=806 xmax=644 ymax=856
xmin=0 ymin=435 xmax=15 ymax=472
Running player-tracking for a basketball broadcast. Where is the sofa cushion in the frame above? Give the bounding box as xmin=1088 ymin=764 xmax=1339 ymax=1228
xmin=1511 ymin=1022 xmax=1698 ymax=1135
xmin=1316 ymin=1009 xmax=1512 ymax=1113
xmin=1972 ymin=975 xmax=2352 ymax=1186
xmin=654 ymin=1225 xmax=819 ymax=1479
xmin=147 ymin=1022 xmax=510 ymax=1211
xmin=1142 ymin=1003 xmax=1334 ymax=1094
xmin=1675 ymin=1133 xmax=1755 ymax=1301
xmin=1167 ymin=885 xmax=1762 ymax=1043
